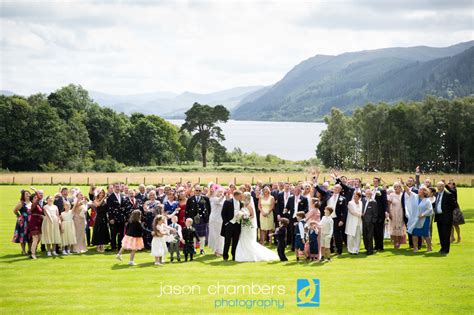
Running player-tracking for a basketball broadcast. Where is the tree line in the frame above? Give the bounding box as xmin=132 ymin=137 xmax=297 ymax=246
xmin=0 ymin=84 xmax=221 ymax=172
xmin=316 ymin=97 xmax=474 ymax=173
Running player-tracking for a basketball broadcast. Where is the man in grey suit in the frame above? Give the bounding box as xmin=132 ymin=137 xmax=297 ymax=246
xmin=362 ymin=189 xmax=378 ymax=255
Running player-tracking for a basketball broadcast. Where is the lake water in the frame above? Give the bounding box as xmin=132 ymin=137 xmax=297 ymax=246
xmin=167 ymin=119 xmax=326 ymax=161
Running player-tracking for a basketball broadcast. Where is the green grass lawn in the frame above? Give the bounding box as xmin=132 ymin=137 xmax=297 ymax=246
xmin=1 ymin=185 xmax=473 ymax=314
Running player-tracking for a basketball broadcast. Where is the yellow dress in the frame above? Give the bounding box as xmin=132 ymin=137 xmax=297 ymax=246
xmin=259 ymin=197 xmax=275 ymax=230
xmin=41 ymin=205 xmax=62 ymax=245
xmin=61 ymin=210 xmax=77 ymax=246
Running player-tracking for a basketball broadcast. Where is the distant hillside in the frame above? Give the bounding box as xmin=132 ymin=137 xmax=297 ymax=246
xmin=232 ymin=41 xmax=474 ymax=121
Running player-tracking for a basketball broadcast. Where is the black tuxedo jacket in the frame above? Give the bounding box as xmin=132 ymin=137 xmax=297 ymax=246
xmin=434 ymin=190 xmax=456 ymax=224
xmin=185 ymin=195 xmax=211 ymax=223
xmin=362 ymin=198 xmax=378 ymax=224
xmin=277 ymin=191 xmax=292 ymax=217
xmin=373 ymin=187 xmax=388 ymax=223
xmin=107 ymin=193 xmax=128 ymax=224
xmin=332 ymin=194 xmax=348 ymax=223
xmin=54 ymin=196 xmax=67 ymax=214
xmin=335 ymin=178 xmax=355 ymax=201
xmin=135 ymin=192 xmax=147 ymax=204
xmin=220 ymin=199 xmax=243 ymax=237
xmin=284 ymin=195 xmax=309 ymax=220
xmin=315 ymin=185 xmax=331 ymax=213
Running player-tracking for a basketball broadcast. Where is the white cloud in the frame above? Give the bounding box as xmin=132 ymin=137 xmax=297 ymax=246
xmin=0 ymin=0 xmax=472 ymax=95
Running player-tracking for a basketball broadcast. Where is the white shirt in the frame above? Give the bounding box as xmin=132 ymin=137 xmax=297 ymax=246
xmin=293 ymin=195 xmax=300 ymax=218
xmin=230 ymin=198 xmax=241 ymax=224
xmin=436 ymin=192 xmax=443 ymax=214
xmin=328 ymin=193 xmax=339 ymax=218
xmin=284 ymin=191 xmax=290 ymax=207
xmin=115 ymin=192 xmax=121 ymax=204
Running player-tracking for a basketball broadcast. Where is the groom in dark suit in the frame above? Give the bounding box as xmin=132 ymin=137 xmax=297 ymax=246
xmin=221 ymin=190 xmax=243 ymax=261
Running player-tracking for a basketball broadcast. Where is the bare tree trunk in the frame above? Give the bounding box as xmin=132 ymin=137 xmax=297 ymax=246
xmin=457 ymin=142 xmax=461 ymax=173
xmin=201 ymin=143 xmax=207 ymax=168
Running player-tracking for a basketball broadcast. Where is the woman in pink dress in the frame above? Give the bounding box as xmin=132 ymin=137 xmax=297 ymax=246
xmin=388 ymin=182 xmax=405 ymax=249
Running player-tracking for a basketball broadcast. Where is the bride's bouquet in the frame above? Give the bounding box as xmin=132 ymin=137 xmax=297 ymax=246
xmin=237 ymin=209 xmax=253 ymax=228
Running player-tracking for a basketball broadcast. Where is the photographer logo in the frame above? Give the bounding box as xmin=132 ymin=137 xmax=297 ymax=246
xmin=296 ymin=279 xmax=320 ymax=307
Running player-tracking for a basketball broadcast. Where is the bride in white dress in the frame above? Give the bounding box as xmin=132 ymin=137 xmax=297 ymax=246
xmin=235 ymin=192 xmax=279 ymax=262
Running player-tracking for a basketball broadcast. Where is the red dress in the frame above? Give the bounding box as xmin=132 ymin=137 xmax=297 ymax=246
xmin=28 ymin=204 xmax=44 ymax=236
xmin=177 ymin=202 xmax=186 ymax=228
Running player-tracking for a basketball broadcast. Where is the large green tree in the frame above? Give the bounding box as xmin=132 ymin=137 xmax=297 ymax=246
xmin=180 ymin=103 xmax=229 ymax=167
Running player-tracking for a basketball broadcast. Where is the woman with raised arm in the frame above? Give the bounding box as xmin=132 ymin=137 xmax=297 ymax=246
xmin=402 ymin=179 xmax=433 ymax=253
xmin=91 ymin=188 xmax=110 ymax=253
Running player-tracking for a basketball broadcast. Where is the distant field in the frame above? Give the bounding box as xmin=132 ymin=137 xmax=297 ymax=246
xmin=0 ymin=171 xmax=473 ymax=186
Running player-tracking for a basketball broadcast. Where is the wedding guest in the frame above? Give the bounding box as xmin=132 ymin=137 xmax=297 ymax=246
xmin=253 ymin=185 xmax=261 ymax=231
xmin=72 ymin=192 xmax=88 ymax=254
xmin=324 ymin=184 xmax=348 ymax=255
xmin=402 ymin=172 xmax=421 ymax=249
xmin=54 ymin=187 xmax=69 ymax=214
xmin=143 ymin=191 xmax=161 ymax=250
xmin=307 ymin=220 xmax=319 ymax=261
xmin=125 ymin=189 xmax=141 ymax=218
xmin=271 ymin=217 xmax=289 ymax=261
xmin=163 ymin=191 xmax=179 ymax=224
xmin=258 ymin=186 xmax=275 ymax=245
xmin=185 ymin=186 xmax=210 ymax=255
xmin=107 ymin=183 xmax=128 ymax=251
xmin=372 ymin=177 xmax=388 ymax=252
xmin=403 ymin=184 xmax=433 ymax=253
xmin=334 ymin=172 xmax=355 ymax=201
xmin=177 ymin=190 xmax=187 ymax=228
xmin=388 ymin=182 xmax=405 ymax=249
xmin=284 ymin=186 xmax=308 ymax=251
xmin=208 ymin=188 xmax=225 ymax=256
xmin=135 ymin=184 xmax=147 ymax=203
xmin=362 ymin=189 xmax=378 ymax=255
xmin=41 ymin=196 xmax=62 ymax=256
xmin=181 ymin=218 xmax=200 ymax=262
xmin=319 ymin=207 xmax=334 ymax=262
xmin=91 ymin=189 xmax=110 ymax=253
xmin=151 ymin=215 xmax=170 ymax=266
xmin=12 ymin=190 xmax=31 ymax=255
xmin=116 ymin=210 xmax=145 ymax=266
xmin=276 ymin=183 xmax=291 ymax=221
xmin=28 ymin=193 xmax=43 ymax=259
xmin=446 ymin=180 xmax=464 ymax=243
xmin=60 ymin=201 xmax=76 ymax=255
xmin=294 ymin=211 xmax=306 ymax=261
xmin=434 ymin=181 xmax=456 ymax=254
xmin=345 ymin=192 xmax=363 ymax=254
xmin=168 ymin=215 xmax=183 ymax=262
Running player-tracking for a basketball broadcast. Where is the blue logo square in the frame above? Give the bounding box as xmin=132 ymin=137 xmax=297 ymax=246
xmin=296 ymin=279 xmax=320 ymax=307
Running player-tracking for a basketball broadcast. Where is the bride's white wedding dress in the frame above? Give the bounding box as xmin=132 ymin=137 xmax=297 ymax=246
xmin=235 ymin=206 xmax=279 ymax=262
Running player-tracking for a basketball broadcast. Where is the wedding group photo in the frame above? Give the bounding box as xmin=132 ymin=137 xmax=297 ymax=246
xmin=1 ymin=0 xmax=473 ymax=314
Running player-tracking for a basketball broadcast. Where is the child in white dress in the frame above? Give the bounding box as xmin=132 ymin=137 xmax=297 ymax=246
xmin=151 ymin=215 xmax=175 ymax=266
xmin=60 ymin=202 xmax=76 ymax=255
xmin=41 ymin=196 xmax=62 ymax=256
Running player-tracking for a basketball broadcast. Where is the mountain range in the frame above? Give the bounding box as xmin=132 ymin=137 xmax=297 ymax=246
xmin=2 ymin=41 xmax=473 ymax=122
xmin=232 ymin=41 xmax=474 ymax=121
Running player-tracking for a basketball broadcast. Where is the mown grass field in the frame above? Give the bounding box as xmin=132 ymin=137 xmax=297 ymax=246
xmin=1 ymin=171 xmax=473 ymax=186
xmin=0 ymin=185 xmax=473 ymax=314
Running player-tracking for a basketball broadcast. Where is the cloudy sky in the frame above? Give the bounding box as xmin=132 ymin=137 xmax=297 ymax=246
xmin=1 ymin=0 xmax=473 ymax=95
